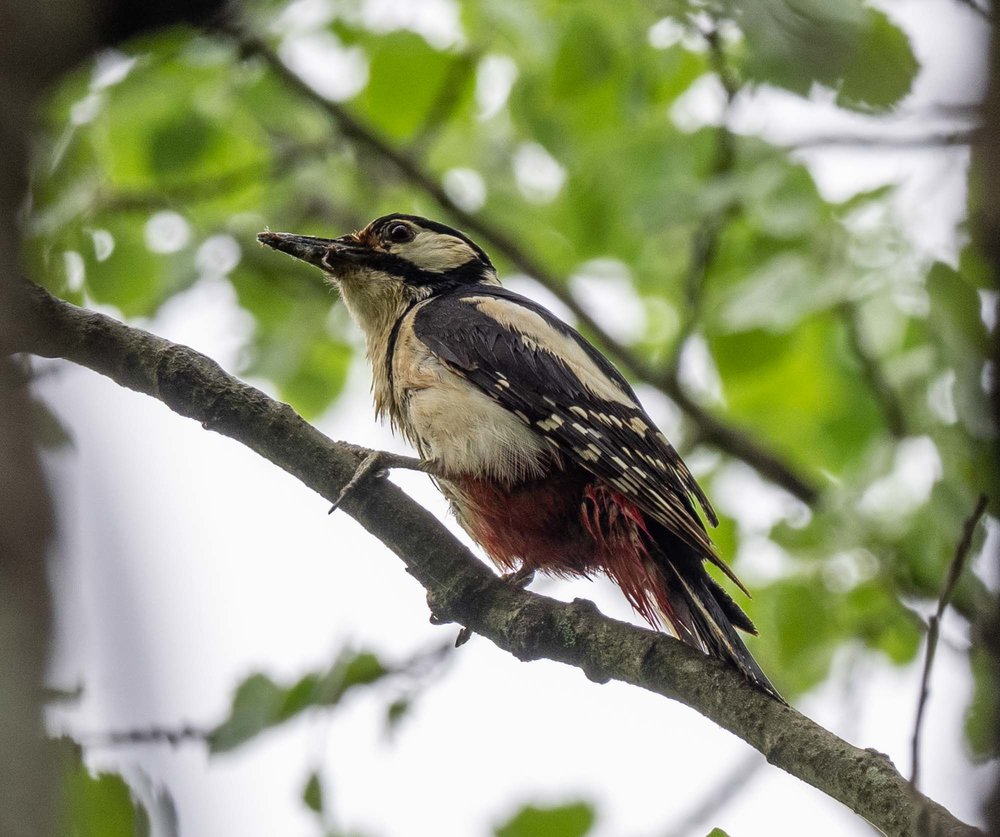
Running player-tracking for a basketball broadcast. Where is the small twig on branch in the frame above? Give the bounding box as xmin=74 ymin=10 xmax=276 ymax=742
xmin=667 ymin=25 xmax=738 ymax=387
xmin=229 ymin=27 xmax=820 ymax=506
xmin=76 ymin=641 xmax=455 ymax=751
xmin=910 ymin=494 xmax=989 ymax=788
xmin=76 ymin=724 xmax=211 ymax=749
xmin=14 ymin=283 xmax=982 ymax=837
xmin=839 ymin=302 xmax=907 ymax=439
xmin=703 ymin=25 xmax=740 ymax=105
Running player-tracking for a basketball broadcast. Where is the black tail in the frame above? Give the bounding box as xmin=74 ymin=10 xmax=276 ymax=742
xmin=645 ymin=530 xmax=784 ymax=703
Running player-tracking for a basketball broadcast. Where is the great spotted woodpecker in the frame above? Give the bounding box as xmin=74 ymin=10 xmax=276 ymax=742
xmin=259 ymin=214 xmax=780 ymax=700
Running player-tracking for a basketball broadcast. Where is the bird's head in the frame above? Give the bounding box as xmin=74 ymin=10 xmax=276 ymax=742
xmin=258 ymin=214 xmax=497 ymax=336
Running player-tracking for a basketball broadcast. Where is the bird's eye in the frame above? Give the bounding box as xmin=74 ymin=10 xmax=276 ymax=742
xmin=386 ymin=223 xmax=414 ymax=244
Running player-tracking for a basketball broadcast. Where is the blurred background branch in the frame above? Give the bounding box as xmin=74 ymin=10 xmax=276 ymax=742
xmin=911 ymin=494 xmax=989 ymax=789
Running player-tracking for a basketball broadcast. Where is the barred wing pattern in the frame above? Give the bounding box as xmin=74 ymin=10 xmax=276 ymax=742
xmin=411 ymin=287 xmax=745 ymax=593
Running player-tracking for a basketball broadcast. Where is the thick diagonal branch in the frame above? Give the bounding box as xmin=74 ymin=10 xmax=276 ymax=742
xmin=14 ymin=283 xmax=980 ymax=837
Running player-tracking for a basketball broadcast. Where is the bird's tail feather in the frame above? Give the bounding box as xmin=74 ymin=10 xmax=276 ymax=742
xmin=644 ymin=535 xmax=783 ymax=703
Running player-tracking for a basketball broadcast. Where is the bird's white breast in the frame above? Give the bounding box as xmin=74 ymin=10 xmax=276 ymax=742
xmin=390 ymin=311 xmax=554 ymax=484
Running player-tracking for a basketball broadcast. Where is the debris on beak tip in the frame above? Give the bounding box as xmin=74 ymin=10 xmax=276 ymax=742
xmin=255 ymin=229 xmax=343 ymax=269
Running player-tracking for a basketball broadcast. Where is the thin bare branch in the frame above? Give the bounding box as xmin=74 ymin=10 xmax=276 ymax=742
xmin=785 ymin=128 xmax=982 ymax=151
xmin=662 ymin=752 xmax=764 ymax=837
xmin=76 ymin=724 xmax=211 ymax=749
xmin=668 ymin=25 xmax=738 ymax=385
xmin=952 ymin=0 xmax=994 ymax=23
xmin=910 ymin=494 xmax=989 ymax=788
xmin=14 ymin=282 xmax=981 ymax=837
xmin=231 ymin=29 xmax=820 ymax=505
xmin=408 ymin=49 xmax=479 ymax=156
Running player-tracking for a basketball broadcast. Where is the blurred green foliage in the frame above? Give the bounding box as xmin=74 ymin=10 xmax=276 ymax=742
xmin=211 ymin=649 xmax=390 ymax=752
xmin=27 ymin=0 xmax=994 ymax=828
xmin=63 ymin=756 xmax=150 ymax=837
xmin=494 ymin=801 xmax=596 ymax=837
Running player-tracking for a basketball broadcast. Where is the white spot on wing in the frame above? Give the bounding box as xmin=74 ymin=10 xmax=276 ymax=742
xmin=537 ymin=414 xmax=564 ymax=431
xmin=629 ymin=416 xmax=649 ymax=434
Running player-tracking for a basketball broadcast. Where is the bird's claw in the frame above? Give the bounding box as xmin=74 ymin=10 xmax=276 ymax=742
xmin=501 ymin=566 xmax=536 ymax=589
xmin=328 ymin=450 xmax=436 ymax=514
xmin=428 ymin=611 xmax=470 ymax=644
xmin=328 ymin=451 xmax=387 ymax=514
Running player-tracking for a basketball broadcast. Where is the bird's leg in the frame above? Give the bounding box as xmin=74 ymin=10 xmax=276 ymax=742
xmin=328 ymin=448 xmax=439 ymax=514
xmin=452 ymin=565 xmax=536 ymax=647
xmin=501 ymin=565 xmax=536 ymax=588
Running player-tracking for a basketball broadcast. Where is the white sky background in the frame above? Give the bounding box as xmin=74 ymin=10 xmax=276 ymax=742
xmin=36 ymin=1 xmax=996 ymax=835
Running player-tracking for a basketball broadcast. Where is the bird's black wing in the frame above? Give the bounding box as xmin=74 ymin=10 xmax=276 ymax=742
xmin=412 ymin=286 xmax=743 ymax=588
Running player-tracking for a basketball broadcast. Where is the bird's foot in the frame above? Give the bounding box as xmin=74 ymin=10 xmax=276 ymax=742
xmin=451 ymin=567 xmax=536 ymax=647
xmin=501 ymin=566 xmax=536 ymax=589
xmin=328 ymin=448 xmax=437 ymax=514
xmin=427 ymin=609 xmax=472 ymax=648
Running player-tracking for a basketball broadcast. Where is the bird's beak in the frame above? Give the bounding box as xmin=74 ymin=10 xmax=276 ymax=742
xmin=257 ymin=230 xmax=364 ymax=271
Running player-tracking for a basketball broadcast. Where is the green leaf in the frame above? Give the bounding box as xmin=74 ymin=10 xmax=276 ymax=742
xmin=279 ymin=338 xmax=353 ymax=420
xmin=352 ymin=31 xmax=473 ymax=141
xmin=148 ymin=112 xmax=214 ymax=176
xmin=63 ymin=766 xmax=148 ymax=837
xmin=302 ymin=771 xmax=324 ymax=814
xmin=709 ymin=315 xmax=883 ymax=475
xmin=737 ymin=0 xmax=917 ymax=111
xmin=965 ymin=648 xmax=1000 ymax=761
xmin=927 ymin=261 xmax=990 ymax=357
xmin=706 ymin=830 xmax=732 ymax=837
xmin=837 ymin=10 xmax=919 ymax=111
xmin=738 ymin=0 xmax=867 ymax=95
xmin=228 ymin=259 xmax=355 ymax=420
xmin=98 ymin=54 xmax=268 ymax=191
xmin=385 ymin=697 xmax=411 ymax=732
xmin=551 ymin=14 xmax=617 ymax=97
xmin=79 ymin=215 xmax=194 ymax=318
xmin=494 ymin=802 xmax=597 ymax=837
xmin=210 ymin=650 xmax=391 ymax=753
xmin=210 ymin=673 xmax=287 ymax=753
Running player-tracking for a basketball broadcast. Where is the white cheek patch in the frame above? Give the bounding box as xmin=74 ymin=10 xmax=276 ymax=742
xmin=400 ymin=231 xmax=478 ymax=272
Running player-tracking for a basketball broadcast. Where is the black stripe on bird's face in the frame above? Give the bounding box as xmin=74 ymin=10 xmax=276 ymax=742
xmin=344 ymin=246 xmax=493 ymax=292
xmin=355 ymin=214 xmax=496 ymax=292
